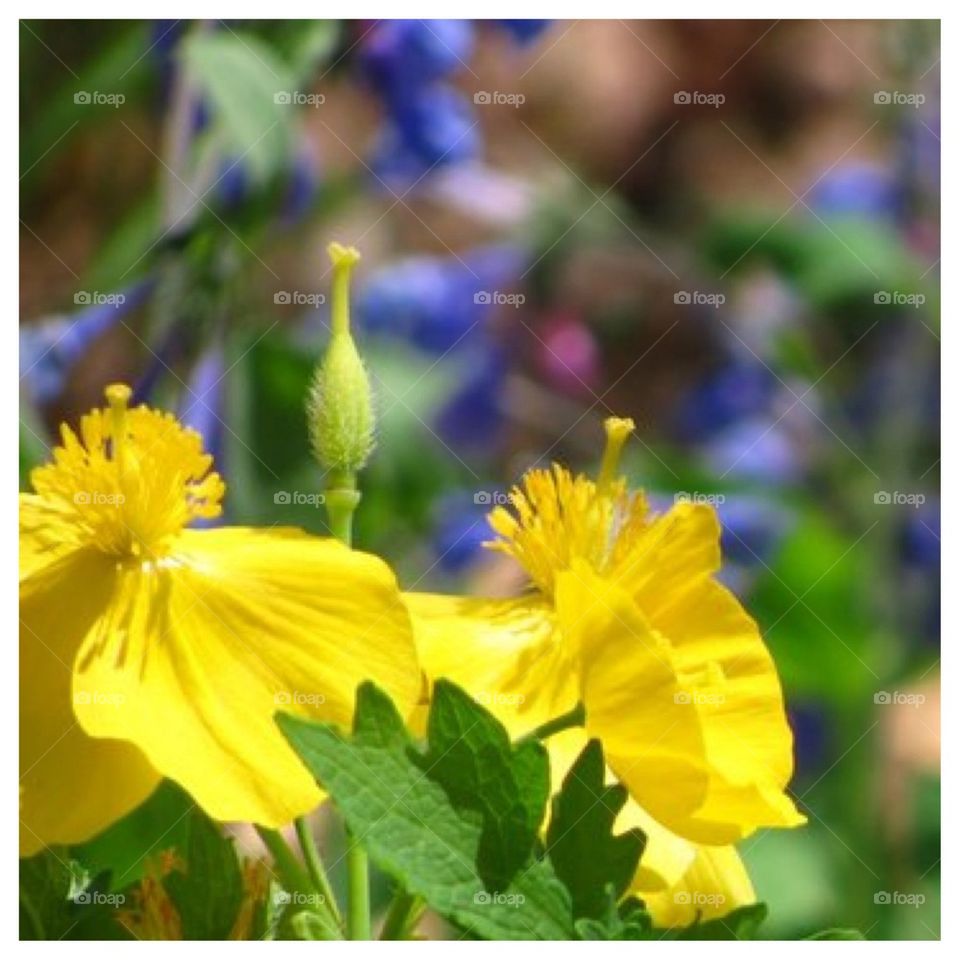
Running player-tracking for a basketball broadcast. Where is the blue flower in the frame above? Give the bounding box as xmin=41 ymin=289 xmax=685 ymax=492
xmin=432 ymin=492 xmax=492 ymax=573
xmin=494 ymin=20 xmax=552 ymax=44
xmin=703 ymin=415 xmax=801 ymax=485
xmin=437 ymin=347 xmax=507 ymax=450
xmin=358 ymin=20 xmax=480 ymax=182
xmin=357 ymin=245 xmax=526 ymax=354
xmin=178 ymin=342 xmax=226 ymax=468
xmin=675 ymin=360 xmax=777 ymax=442
xmin=359 ymin=20 xmax=474 ymax=89
xmin=20 ymin=279 xmax=154 ymax=405
xmin=809 ymin=163 xmax=902 ymax=221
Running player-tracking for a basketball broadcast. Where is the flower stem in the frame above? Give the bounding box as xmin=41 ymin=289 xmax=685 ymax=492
xmin=345 ymin=832 xmax=371 ymax=939
xmin=294 ymin=816 xmax=342 ymax=927
xmin=256 ymin=826 xmax=342 ymax=939
xmin=524 ymin=702 xmax=586 ymax=741
xmin=379 ymin=890 xmax=425 ymax=940
xmin=323 ymin=469 xmax=370 ymax=940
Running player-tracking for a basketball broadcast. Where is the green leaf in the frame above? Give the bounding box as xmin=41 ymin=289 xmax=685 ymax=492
xmin=163 ymin=807 xmax=244 ymax=940
xmin=806 ymin=928 xmax=865 ymax=940
xmin=278 ymin=680 xmax=574 ymax=939
xmin=577 ymin=899 xmax=768 ymax=941
xmin=72 ymin=780 xmax=195 ymax=891
xmin=180 ymin=31 xmax=293 ymax=183
xmin=20 ymin=850 xmax=131 ymax=940
xmin=546 ymin=739 xmax=644 ymax=920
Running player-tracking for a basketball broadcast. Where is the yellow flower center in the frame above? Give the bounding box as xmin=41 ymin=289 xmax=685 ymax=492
xmin=486 ymin=416 xmax=648 ymax=597
xmin=27 ymin=383 xmax=224 ymax=559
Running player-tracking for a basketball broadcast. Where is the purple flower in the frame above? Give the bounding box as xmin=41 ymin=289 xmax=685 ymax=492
xmin=20 ymin=279 xmax=154 ymax=405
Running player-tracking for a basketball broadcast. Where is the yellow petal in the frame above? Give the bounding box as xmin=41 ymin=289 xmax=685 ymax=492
xmin=544 ymin=726 xmax=697 ymax=893
xmin=613 ymin=503 xmax=804 ymax=841
xmin=641 ymin=844 xmax=756 ymax=928
xmin=403 ymin=591 xmax=575 ymax=736
xmin=20 ymin=549 xmax=161 ymax=853
xmin=71 ymin=527 xmax=420 ymax=829
xmin=555 ymin=561 xmax=712 ymax=834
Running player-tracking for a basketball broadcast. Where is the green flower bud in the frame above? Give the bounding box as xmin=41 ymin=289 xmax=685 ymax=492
xmin=306 ymin=242 xmax=375 ymax=479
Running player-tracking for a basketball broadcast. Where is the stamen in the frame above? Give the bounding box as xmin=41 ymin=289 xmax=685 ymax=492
xmin=597 ymin=416 xmax=635 ymax=495
xmin=105 ymin=383 xmax=132 ymax=465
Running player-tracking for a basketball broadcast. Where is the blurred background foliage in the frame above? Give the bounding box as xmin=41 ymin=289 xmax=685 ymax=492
xmin=20 ymin=19 xmax=939 ymax=939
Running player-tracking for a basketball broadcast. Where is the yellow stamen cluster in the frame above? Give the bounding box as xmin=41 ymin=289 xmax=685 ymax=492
xmin=26 ymin=384 xmax=224 ymax=560
xmin=486 ymin=417 xmax=648 ymax=596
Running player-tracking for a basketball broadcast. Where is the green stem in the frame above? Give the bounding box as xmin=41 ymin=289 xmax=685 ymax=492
xmin=379 ymin=890 xmax=425 ymax=940
xmin=524 ymin=701 xmax=586 ymax=741
xmin=323 ymin=470 xmax=370 ymax=939
xmin=256 ymin=826 xmax=342 ymax=940
xmin=294 ymin=816 xmax=342 ymax=926
xmin=345 ymin=831 xmax=371 ymax=940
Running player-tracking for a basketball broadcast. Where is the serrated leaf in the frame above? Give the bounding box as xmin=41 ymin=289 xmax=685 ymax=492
xmin=278 ymin=680 xmax=574 ymax=939
xmin=163 ymin=808 xmax=244 ymax=940
xmin=546 ymin=739 xmax=644 ymax=920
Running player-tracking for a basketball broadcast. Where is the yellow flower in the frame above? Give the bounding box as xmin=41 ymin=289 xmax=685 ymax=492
xmin=404 ymin=417 xmax=803 ymax=924
xmin=20 ymin=384 xmax=420 ymax=855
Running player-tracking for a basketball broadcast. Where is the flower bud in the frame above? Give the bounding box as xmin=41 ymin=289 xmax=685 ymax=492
xmin=306 ymin=243 xmax=375 ymax=478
